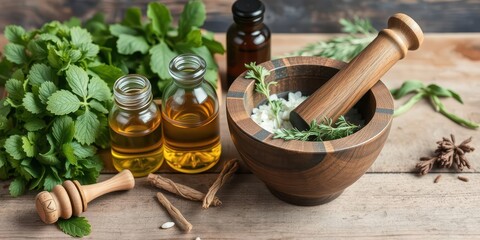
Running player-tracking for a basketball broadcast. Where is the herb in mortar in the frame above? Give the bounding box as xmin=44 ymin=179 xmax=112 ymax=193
xmin=85 ymin=0 xmax=225 ymax=96
xmin=245 ymin=62 xmax=359 ymax=141
xmin=0 ymin=20 xmax=121 ymax=196
xmin=283 ymin=17 xmax=376 ymax=62
xmin=391 ymin=80 xmax=479 ymax=129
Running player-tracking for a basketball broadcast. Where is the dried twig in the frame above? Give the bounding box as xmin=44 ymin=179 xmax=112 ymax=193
xmin=148 ymin=174 xmax=222 ymax=206
xmin=203 ymin=159 xmax=240 ymax=209
xmin=457 ymin=176 xmax=469 ymax=182
xmin=434 ymin=175 xmax=442 ymax=183
xmin=156 ymin=192 xmax=193 ymax=232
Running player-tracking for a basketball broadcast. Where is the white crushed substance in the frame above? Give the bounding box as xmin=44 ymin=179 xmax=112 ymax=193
xmin=195 ymin=237 xmax=202 ymax=240
xmin=251 ymin=91 xmax=307 ymax=133
xmin=161 ymin=221 xmax=175 ymax=229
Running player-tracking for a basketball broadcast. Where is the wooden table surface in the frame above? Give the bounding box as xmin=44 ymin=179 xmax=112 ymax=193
xmin=1 ymin=33 xmax=480 ymax=239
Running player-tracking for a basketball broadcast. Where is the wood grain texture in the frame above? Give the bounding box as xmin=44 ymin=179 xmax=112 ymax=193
xmin=2 ymin=173 xmax=480 ymax=239
xmin=1 ymin=0 xmax=480 ymax=33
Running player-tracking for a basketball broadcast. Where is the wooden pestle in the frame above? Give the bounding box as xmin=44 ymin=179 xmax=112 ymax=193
xmin=290 ymin=13 xmax=424 ymax=130
xmin=35 ymin=169 xmax=135 ymax=224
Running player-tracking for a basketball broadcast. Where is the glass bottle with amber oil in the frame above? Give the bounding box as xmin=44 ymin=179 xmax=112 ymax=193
xmin=109 ymin=74 xmax=163 ymax=177
xmin=162 ymin=54 xmax=221 ymax=173
xmin=226 ymin=0 xmax=271 ymax=88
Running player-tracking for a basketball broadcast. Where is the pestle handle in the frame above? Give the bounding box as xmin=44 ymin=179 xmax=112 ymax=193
xmin=81 ymin=169 xmax=135 ymax=203
xmin=290 ymin=13 xmax=424 ymax=130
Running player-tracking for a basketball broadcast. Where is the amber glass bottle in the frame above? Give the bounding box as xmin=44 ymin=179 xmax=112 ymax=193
xmin=162 ymin=54 xmax=221 ymax=174
xmin=226 ymin=0 xmax=271 ymax=88
xmin=109 ymin=75 xmax=164 ymax=177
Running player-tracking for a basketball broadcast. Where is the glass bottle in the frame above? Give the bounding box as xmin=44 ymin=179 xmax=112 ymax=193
xmin=109 ymin=74 xmax=164 ymax=177
xmin=226 ymin=0 xmax=271 ymax=88
xmin=162 ymin=53 xmax=221 ymax=174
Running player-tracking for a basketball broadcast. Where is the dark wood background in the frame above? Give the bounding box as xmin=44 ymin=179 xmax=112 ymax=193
xmin=0 ymin=0 xmax=479 ymax=33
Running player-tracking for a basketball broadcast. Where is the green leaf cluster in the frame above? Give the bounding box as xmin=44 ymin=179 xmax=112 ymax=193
xmin=0 ymin=20 xmax=118 ymax=196
xmin=391 ymin=80 xmax=479 ymax=129
xmin=284 ymin=17 xmax=377 ymax=62
xmin=85 ymin=0 xmax=224 ymax=97
xmin=273 ymin=116 xmax=360 ymax=141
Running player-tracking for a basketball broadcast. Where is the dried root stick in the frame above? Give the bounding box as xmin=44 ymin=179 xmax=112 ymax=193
xmin=203 ymin=159 xmax=240 ymax=209
xmin=148 ymin=174 xmax=222 ymax=206
xmin=156 ymin=192 xmax=193 ymax=232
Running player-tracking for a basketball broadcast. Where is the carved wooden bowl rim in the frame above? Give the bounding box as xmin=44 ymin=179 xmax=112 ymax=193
xmin=226 ymin=56 xmax=394 ymax=153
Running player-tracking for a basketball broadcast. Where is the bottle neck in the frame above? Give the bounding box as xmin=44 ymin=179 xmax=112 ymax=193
xmin=234 ymin=20 xmax=265 ymax=31
xmin=169 ymin=53 xmax=206 ymax=88
xmin=113 ymin=74 xmax=153 ymax=111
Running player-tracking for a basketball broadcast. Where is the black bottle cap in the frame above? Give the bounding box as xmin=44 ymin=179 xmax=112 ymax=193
xmin=232 ymin=0 xmax=265 ymax=23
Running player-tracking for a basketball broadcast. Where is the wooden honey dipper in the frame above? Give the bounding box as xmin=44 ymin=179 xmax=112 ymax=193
xmin=35 ymin=169 xmax=135 ymax=224
xmin=290 ymin=13 xmax=424 ymax=130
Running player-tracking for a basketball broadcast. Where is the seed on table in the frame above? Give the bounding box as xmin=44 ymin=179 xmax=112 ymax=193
xmin=161 ymin=221 xmax=175 ymax=229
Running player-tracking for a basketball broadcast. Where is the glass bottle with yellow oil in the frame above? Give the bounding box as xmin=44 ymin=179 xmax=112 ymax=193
xmin=162 ymin=54 xmax=221 ymax=173
xmin=109 ymin=74 xmax=164 ymax=177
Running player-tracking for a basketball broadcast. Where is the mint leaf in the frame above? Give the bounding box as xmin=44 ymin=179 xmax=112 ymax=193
xmin=88 ymin=64 xmax=125 ymax=87
xmin=12 ymin=69 xmax=25 ymax=81
xmin=202 ymin=35 xmax=225 ymax=54
xmin=24 ymin=118 xmax=47 ymax=131
xmin=27 ymin=39 xmax=48 ymax=60
xmin=89 ymin=100 xmax=109 ymax=114
xmin=57 ymin=217 xmax=91 ymax=238
xmin=70 ymin=27 xmax=92 ymax=47
xmin=52 ymin=116 xmax=75 ymax=145
xmin=68 ymin=49 xmax=82 ymax=63
xmin=38 ymin=134 xmax=60 ymax=165
xmin=5 ymin=78 xmax=24 ymax=104
xmin=178 ymin=0 xmax=206 ymax=39
xmin=28 ymin=63 xmax=56 ymax=86
xmin=150 ymin=41 xmax=176 ymax=79
xmin=122 ymin=7 xmax=142 ymax=29
xmin=9 ymin=178 xmax=26 ymax=197
xmin=5 ymin=25 xmax=26 ymax=44
xmin=4 ymin=43 xmax=27 ymax=64
xmin=87 ymin=77 xmax=111 ymax=102
xmin=71 ymin=142 xmax=97 ymax=158
xmin=5 ymin=135 xmax=26 ymax=160
xmin=23 ymin=92 xmax=43 ymax=114
xmin=147 ymin=2 xmax=172 ymax=36
xmin=75 ymin=110 xmax=100 ymax=145
xmin=43 ymin=170 xmax=62 ymax=191
xmin=0 ymin=115 xmax=9 ymax=130
xmin=79 ymin=42 xmax=100 ymax=58
xmin=47 ymin=45 xmax=62 ymax=69
xmin=66 ymin=65 xmax=89 ymax=98
xmin=62 ymin=142 xmax=77 ymax=165
xmin=21 ymin=158 xmax=39 ymax=179
xmin=22 ymin=135 xmax=36 ymax=157
xmin=39 ymin=81 xmax=58 ymax=104
xmin=176 ymin=29 xmax=202 ymax=49
xmin=29 ymin=165 xmax=45 ymax=190
xmin=47 ymin=90 xmax=81 ymax=115
xmin=117 ymin=34 xmax=150 ymax=55
xmin=109 ymin=24 xmax=137 ymax=37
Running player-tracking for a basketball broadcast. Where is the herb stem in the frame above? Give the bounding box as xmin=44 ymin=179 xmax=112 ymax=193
xmin=393 ymin=92 xmax=425 ymax=117
xmin=431 ymin=95 xmax=479 ymax=129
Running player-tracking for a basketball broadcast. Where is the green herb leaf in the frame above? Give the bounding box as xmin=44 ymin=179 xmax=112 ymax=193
xmin=71 ymin=142 xmax=96 ymax=158
xmin=109 ymin=24 xmax=137 ymax=37
xmin=70 ymin=27 xmax=93 ymax=47
xmin=75 ymin=110 xmax=100 ymax=145
xmin=46 ymin=90 xmax=81 ymax=115
xmin=149 ymin=41 xmax=176 ymax=79
xmin=24 ymin=118 xmax=47 ymax=131
xmin=117 ymin=34 xmax=150 ymax=55
xmin=4 ymin=25 xmax=26 ymax=44
xmin=88 ymin=100 xmax=109 ymax=114
xmin=57 ymin=217 xmax=92 ymax=238
xmin=87 ymin=77 xmax=111 ymax=102
xmin=43 ymin=169 xmax=62 ymax=191
xmin=23 ymin=92 xmax=43 ymax=114
xmin=147 ymin=2 xmax=172 ymax=36
xmin=391 ymin=80 xmax=425 ymax=99
xmin=202 ymin=35 xmax=225 ymax=54
xmin=5 ymin=78 xmax=25 ymax=105
xmin=178 ymin=0 xmax=206 ymax=39
xmin=38 ymin=81 xmax=58 ymax=104
xmin=5 ymin=135 xmax=26 ymax=160
xmin=122 ymin=7 xmax=142 ymax=29
xmin=9 ymin=178 xmax=26 ymax=197
xmin=27 ymin=39 xmax=48 ymax=61
xmin=62 ymin=142 xmax=77 ymax=165
xmin=4 ymin=43 xmax=27 ymax=64
xmin=28 ymin=63 xmax=56 ymax=86
xmin=88 ymin=64 xmax=124 ymax=87
xmin=52 ymin=116 xmax=75 ymax=145
xmin=22 ymin=135 xmax=36 ymax=157
xmin=66 ymin=65 xmax=89 ymax=98
xmin=38 ymin=134 xmax=60 ymax=165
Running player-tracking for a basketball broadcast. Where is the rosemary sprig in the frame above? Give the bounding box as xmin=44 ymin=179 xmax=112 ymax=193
xmin=283 ymin=17 xmax=377 ymax=62
xmin=391 ymin=80 xmax=479 ymax=129
xmin=244 ymin=62 xmax=283 ymax=128
xmin=273 ymin=116 xmax=359 ymax=141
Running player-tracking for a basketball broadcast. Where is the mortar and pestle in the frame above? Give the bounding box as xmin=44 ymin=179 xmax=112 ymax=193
xmin=226 ymin=13 xmax=423 ymax=205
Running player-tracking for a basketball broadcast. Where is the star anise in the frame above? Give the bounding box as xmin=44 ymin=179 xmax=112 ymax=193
xmin=416 ymin=134 xmax=475 ymax=175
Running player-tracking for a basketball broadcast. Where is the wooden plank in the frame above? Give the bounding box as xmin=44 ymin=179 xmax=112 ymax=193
xmin=1 ymin=173 xmax=480 ymax=238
